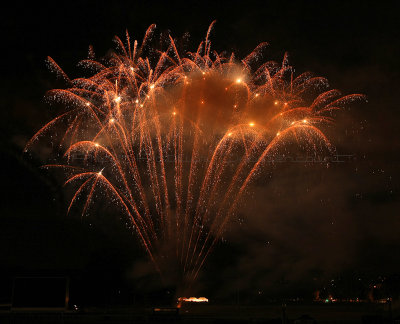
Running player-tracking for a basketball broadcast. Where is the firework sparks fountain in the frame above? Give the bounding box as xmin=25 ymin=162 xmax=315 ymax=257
xmin=26 ymin=22 xmax=364 ymax=291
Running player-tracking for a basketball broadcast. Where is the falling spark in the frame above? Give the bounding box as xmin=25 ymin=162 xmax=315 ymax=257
xmin=27 ymin=22 xmax=365 ymax=288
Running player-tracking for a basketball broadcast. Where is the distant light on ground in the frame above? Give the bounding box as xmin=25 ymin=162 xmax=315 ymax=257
xmin=178 ymin=297 xmax=208 ymax=303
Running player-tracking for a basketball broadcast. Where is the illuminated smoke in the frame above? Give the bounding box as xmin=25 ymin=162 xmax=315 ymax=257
xmin=26 ymin=22 xmax=365 ymax=287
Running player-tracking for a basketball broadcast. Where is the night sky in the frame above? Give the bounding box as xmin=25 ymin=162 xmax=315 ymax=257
xmin=1 ymin=0 xmax=399 ymax=304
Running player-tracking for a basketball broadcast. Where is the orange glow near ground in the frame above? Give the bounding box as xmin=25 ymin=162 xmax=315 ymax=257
xmin=178 ymin=297 xmax=209 ymax=303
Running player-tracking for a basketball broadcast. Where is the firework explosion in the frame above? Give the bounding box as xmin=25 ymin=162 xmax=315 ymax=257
xmin=26 ymin=22 xmax=364 ymax=289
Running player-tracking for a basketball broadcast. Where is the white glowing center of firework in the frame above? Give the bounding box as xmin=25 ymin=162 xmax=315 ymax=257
xmin=109 ymin=118 xmax=115 ymax=123
xmin=114 ymin=96 xmax=121 ymax=103
xmin=150 ymin=84 xmax=155 ymax=89
xmin=303 ymin=119 xmax=308 ymax=123
xmin=274 ymin=101 xmax=279 ymax=105
xmin=249 ymin=122 xmax=255 ymax=127
xmin=236 ymin=78 xmax=242 ymax=83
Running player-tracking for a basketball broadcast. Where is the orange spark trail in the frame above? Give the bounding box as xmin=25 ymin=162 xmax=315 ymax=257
xmin=27 ymin=22 xmax=365 ymax=289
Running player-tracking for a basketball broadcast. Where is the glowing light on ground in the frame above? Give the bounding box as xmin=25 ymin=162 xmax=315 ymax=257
xmin=178 ymin=297 xmax=208 ymax=303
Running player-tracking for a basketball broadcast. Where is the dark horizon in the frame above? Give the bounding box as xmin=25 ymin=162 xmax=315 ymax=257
xmin=1 ymin=0 xmax=399 ymax=307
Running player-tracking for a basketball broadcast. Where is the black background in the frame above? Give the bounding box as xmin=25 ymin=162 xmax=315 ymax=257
xmin=1 ymin=0 xmax=399 ymax=305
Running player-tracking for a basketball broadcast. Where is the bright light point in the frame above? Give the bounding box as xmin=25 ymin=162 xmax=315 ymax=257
xmin=178 ymin=297 xmax=208 ymax=303
xmin=94 ymin=143 xmax=99 ymax=147
xmin=135 ymin=99 xmax=139 ymax=104
xmin=233 ymin=104 xmax=237 ymax=108
xmin=236 ymin=78 xmax=242 ymax=83
xmin=150 ymin=84 xmax=155 ymax=89
xmin=274 ymin=101 xmax=279 ymax=105
xmin=109 ymin=118 xmax=115 ymax=123
xmin=114 ymin=96 xmax=121 ymax=103
xmin=255 ymin=93 xmax=259 ymax=97
xmin=225 ymin=87 xmax=228 ymax=91
xmin=202 ymin=71 xmax=205 ymax=75
xmin=173 ymin=111 xmax=177 ymax=116
xmin=284 ymin=102 xmax=288 ymax=106
xmin=130 ymin=67 xmax=134 ymax=71
xmin=249 ymin=122 xmax=255 ymax=127
xmin=277 ymin=132 xmax=280 ymax=136
xmin=85 ymin=102 xmax=90 ymax=106
xmin=291 ymin=121 xmax=295 ymax=125
xmin=201 ymin=100 xmax=204 ymax=104
xmin=147 ymin=95 xmax=150 ymax=98
xmin=303 ymin=119 xmax=308 ymax=123
xmin=227 ymin=132 xmax=233 ymax=137
xmin=140 ymin=104 xmax=144 ymax=108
